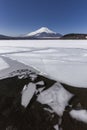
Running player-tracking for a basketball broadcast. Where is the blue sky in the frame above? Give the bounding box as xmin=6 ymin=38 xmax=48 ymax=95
xmin=0 ymin=0 xmax=87 ymax=36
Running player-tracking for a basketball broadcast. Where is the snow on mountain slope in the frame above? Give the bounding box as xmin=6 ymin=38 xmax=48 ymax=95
xmin=27 ymin=27 xmax=56 ymax=36
xmin=25 ymin=27 xmax=61 ymax=38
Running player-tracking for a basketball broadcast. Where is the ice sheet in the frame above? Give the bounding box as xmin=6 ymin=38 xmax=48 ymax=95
xmin=0 ymin=40 xmax=87 ymax=87
xmin=0 ymin=57 xmax=9 ymax=70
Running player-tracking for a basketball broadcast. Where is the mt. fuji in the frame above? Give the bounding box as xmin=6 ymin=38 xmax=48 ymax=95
xmin=25 ymin=27 xmax=62 ymax=38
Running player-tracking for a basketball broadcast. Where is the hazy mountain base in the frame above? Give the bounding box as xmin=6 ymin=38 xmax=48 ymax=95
xmin=0 ymin=69 xmax=87 ymax=130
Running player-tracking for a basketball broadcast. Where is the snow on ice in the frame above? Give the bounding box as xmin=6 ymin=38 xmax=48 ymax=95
xmin=0 ymin=40 xmax=87 ymax=87
xmin=70 ymin=110 xmax=87 ymax=124
xmin=21 ymin=83 xmax=36 ymax=107
xmin=37 ymin=82 xmax=73 ymax=116
xmin=0 ymin=57 xmax=9 ymax=70
xmin=54 ymin=124 xmax=59 ymax=130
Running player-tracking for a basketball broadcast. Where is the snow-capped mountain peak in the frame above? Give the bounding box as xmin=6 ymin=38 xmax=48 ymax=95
xmin=26 ymin=27 xmax=57 ymax=37
xmin=34 ymin=27 xmax=56 ymax=34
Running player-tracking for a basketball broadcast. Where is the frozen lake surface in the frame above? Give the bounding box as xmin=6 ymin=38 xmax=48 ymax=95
xmin=0 ymin=40 xmax=87 ymax=87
